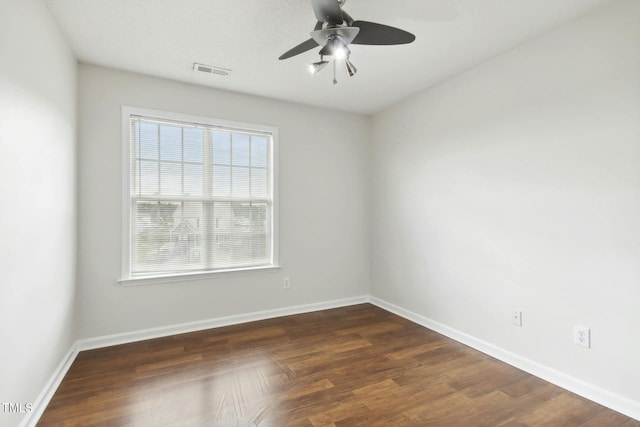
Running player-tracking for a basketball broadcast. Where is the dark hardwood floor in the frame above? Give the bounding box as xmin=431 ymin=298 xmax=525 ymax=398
xmin=38 ymin=304 xmax=639 ymax=426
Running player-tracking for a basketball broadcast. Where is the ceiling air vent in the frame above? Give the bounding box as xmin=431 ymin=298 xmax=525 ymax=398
xmin=193 ymin=63 xmax=231 ymax=76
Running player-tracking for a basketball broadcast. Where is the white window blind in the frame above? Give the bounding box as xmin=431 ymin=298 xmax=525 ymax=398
xmin=123 ymin=109 xmax=276 ymax=280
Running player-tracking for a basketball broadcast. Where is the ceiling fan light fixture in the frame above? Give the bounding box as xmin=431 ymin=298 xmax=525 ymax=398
xmin=309 ymin=60 xmax=329 ymax=75
xmin=319 ymin=34 xmax=350 ymax=60
xmin=345 ymin=58 xmax=357 ymax=77
xmin=334 ymin=45 xmax=348 ymax=60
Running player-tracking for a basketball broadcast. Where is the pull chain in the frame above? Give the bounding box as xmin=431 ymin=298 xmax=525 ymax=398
xmin=333 ymin=60 xmax=337 ymax=85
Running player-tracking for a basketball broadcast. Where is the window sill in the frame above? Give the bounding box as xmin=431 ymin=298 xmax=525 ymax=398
xmin=118 ymin=265 xmax=282 ymax=287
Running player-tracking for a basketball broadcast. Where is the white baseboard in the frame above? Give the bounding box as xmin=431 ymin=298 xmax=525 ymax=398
xmin=76 ymin=295 xmax=369 ymax=351
xmin=369 ymin=296 xmax=640 ymax=422
xmin=20 ymin=345 xmax=79 ymax=427
xmin=21 ymin=295 xmax=369 ymax=426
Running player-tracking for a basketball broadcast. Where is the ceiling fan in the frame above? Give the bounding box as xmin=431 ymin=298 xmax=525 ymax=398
xmin=279 ymin=0 xmax=416 ymax=84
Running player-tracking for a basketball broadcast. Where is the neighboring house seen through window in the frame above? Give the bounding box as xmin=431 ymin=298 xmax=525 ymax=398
xmin=121 ymin=107 xmax=278 ymax=283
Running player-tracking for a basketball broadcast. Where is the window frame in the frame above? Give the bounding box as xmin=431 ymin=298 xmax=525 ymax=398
xmin=119 ymin=106 xmax=279 ymax=286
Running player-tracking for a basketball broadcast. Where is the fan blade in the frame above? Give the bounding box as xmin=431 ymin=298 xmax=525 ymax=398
xmin=279 ymin=38 xmax=319 ymax=60
xmin=311 ymin=0 xmax=343 ymax=25
xmin=351 ymin=21 xmax=415 ymax=45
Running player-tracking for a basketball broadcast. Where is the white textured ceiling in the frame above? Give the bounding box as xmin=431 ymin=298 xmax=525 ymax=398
xmin=44 ymin=0 xmax=611 ymax=114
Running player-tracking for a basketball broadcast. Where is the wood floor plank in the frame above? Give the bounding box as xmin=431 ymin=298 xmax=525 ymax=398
xmin=37 ymin=304 xmax=639 ymax=426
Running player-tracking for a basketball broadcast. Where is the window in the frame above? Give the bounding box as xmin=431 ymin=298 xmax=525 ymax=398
xmin=120 ymin=107 xmax=278 ymax=283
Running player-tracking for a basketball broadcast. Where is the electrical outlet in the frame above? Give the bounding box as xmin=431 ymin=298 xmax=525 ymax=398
xmin=574 ymin=325 xmax=590 ymax=348
xmin=283 ymin=277 xmax=291 ymax=289
xmin=511 ymin=310 xmax=522 ymax=327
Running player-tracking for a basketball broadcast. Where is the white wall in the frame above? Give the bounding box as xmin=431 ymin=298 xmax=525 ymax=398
xmin=0 ymin=0 xmax=77 ymax=426
xmin=76 ymin=65 xmax=370 ymax=339
xmin=372 ymin=0 xmax=639 ymax=411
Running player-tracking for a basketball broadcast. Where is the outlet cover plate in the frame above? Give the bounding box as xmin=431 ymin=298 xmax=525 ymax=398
xmin=511 ymin=310 xmax=522 ymax=327
xmin=574 ymin=325 xmax=590 ymax=348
